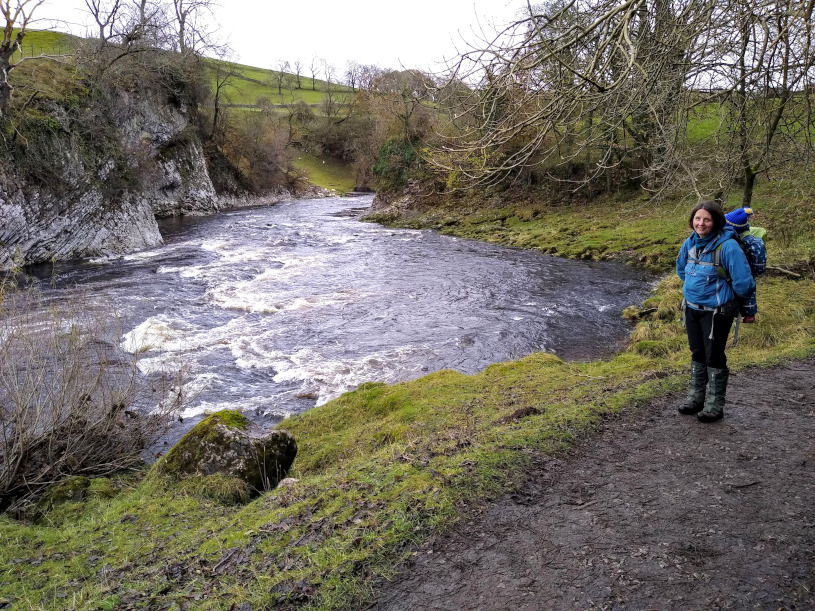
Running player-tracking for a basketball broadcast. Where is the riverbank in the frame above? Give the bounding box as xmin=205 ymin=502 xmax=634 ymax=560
xmin=366 ymin=180 xmax=815 ymax=277
xmin=1 ymin=186 xmax=814 ymax=609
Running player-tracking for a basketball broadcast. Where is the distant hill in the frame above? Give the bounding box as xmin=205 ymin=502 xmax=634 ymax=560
xmin=15 ymin=30 xmax=355 ymax=110
xmin=205 ymin=59 xmax=355 ymax=109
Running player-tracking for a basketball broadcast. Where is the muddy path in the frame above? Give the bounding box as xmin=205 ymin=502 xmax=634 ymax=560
xmin=371 ymin=358 xmax=815 ymax=610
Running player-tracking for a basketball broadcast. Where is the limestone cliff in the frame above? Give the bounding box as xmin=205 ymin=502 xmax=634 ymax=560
xmin=0 ymin=89 xmax=218 ymax=271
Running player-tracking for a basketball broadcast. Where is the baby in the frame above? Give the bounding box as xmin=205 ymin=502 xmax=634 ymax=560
xmin=724 ymin=207 xmax=767 ymax=323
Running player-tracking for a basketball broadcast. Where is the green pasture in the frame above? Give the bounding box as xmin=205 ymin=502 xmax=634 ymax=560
xmin=292 ymin=150 xmax=356 ymax=193
xmin=9 ymin=29 xmax=80 ymax=62
xmin=207 ymin=60 xmax=355 ymax=108
xmin=684 ymin=97 xmax=815 ymax=144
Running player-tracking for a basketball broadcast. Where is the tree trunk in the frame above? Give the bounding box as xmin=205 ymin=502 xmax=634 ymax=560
xmin=742 ymin=165 xmax=756 ymax=208
xmin=0 ymin=66 xmax=10 ymax=119
xmin=0 ymin=34 xmax=21 ymax=120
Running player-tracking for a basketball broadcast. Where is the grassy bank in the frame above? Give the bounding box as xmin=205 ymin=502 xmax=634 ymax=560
xmin=1 ymin=184 xmax=814 ymax=609
xmin=366 ymin=177 xmax=815 ymax=274
xmin=292 ymin=151 xmax=356 ymax=194
xmin=9 ymin=29 xmax=81 ymax=61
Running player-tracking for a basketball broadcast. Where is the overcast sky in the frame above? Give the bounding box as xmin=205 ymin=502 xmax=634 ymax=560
xmin=38 ymin=0 xmax=525 ymax=72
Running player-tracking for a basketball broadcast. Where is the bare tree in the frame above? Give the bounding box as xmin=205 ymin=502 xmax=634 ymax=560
xmin=271 ymin=59 xmax=290 ymax=95
xmin=430 ymin=0 xmax=815 ymax=202
xmin=85 ymin=0 xmax=122 ymax=41
xmin=432 ymin=0 xmax=713 ymax=191
xmin=0 ymin=0 xmax=44 ymax=120
xmin=172 ymin=0 xmax=218 ymax=54
xmin=79 ymin=0 xmax=173 ymax=78
xmin=277 ymin=90 xmax=314 ymax=145
xmin=322 ymin=58 xmax=336 ymax=90
xmin=309 ymin=55 xmax=321 ymax=90
xmin=370 ymin=69 xmax=436 ymax=144
xmin=710 ymin=0 xmax=814 ymax=206
xmin=357 ymin=63 xmax=383 ymax=91
xmin=345 ymin=59 xmax=360 ymax=91
xmin=224 ymin=101 xmax=294 ymax=192
xmin=291 ymin=58 xmax=303 ymax=89
xmin=209 ymin=55 xmax=238 ymax=145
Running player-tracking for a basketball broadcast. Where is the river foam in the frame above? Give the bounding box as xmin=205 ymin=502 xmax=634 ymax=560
xmin=34 ymin=194 xmax=653 ymax=437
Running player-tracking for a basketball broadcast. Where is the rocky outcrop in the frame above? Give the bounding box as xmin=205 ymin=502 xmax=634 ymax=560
xmin=156 ymin=410 xmax=298 ymax=498
xmin=115 ymin=90 xmax=218 ymax=218
xmin=0 ymin=90 xmax=218 ymax=270
xmin=0 ymin=180 xmax=163 ymax=269
xmin=217 ymin=184 xmax=330 ymax=210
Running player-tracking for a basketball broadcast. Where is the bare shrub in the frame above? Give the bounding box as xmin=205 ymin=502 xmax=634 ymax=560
xmin=222 ymin=108 xmax=296 ymax=193
xmin=0 ymin=286 xmax=181 ymax=513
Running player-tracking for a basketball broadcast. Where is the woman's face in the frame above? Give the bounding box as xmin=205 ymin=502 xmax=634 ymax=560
xmin=693 ymin=209 xmax=714 ymax=237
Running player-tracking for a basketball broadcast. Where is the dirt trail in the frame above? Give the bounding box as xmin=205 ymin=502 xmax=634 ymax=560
xmin=371 ymin=358 xmax=815 ymax=610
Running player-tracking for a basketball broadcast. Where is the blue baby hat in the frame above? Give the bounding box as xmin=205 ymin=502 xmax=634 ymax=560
xmin=725 ymin=207 xmax=753 ymax=232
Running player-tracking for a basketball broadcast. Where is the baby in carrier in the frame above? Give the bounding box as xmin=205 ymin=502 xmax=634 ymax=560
xmin=724 ymin=207 xmax=767 ymax=323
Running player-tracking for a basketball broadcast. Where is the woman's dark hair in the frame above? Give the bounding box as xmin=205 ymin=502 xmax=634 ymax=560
xmin=688 ymin=200 xmax=726 ymax=233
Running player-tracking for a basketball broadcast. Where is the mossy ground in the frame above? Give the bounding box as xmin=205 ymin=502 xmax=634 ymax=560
xmin=1 ymin=179 xmax=814 ymax=609
xmin=367 ymin=176 xmax=815 ymax=275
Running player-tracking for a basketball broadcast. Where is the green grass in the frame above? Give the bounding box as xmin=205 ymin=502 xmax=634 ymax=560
xmin=6 ymin=30 xmax=83 ymax=103
xmin=206 ymin=59 xmax=355 ymax=108
xmin=366 ymin=192 xmax=689 ymax=272
xmin=293 ymin=150 xmax=356 ymax=193
xmin=9 ymin=29 xmax=80 ymax=62
xmin=2 ymin=183 xmax=813 ymax=607
xmin=2 ymin=32 xmax=814 ymax=611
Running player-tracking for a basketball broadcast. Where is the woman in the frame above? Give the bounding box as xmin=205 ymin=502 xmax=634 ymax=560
xmin=676 ymin=201 xmax=755 ymax=422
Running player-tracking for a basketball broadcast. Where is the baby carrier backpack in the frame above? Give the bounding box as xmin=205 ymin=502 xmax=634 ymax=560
xmin=686 ymin=227 xmax=767 ymax=344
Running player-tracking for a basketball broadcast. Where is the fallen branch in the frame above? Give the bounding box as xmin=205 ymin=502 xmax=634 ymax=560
xmin=766 ymin=266 xmax=803 ymax=279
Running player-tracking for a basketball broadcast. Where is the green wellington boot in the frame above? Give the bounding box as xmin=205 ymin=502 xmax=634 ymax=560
xmin=678 ymin=361 xmax=707 ymax=415
xmin=697 ymin=366 xmax=729 ymax=423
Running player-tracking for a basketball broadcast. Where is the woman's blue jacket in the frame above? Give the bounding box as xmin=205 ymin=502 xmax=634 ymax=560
xmin=676 ymin=227 xmax=755 ymax=309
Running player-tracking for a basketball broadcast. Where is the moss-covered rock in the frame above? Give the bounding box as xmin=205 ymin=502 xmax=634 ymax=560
xmin=24 ymin=476 xmax=93 ymax=525
xmin=88 ymin=477 xmax=120 ymax=500
xmin=43 ymin=475 xmax=91 ymax=503
xmin=156 ymin=410 xmax=297 ymax=498
xmin=177 ymin=473 xmax=251 ymax=505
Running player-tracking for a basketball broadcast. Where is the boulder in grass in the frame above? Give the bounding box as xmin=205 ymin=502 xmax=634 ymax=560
xmin=157 ymin=410 xmax=297 ymax=497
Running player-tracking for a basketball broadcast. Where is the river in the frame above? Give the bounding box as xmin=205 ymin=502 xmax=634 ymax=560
xmin=27 ymin=194 xmax=654 ymax=434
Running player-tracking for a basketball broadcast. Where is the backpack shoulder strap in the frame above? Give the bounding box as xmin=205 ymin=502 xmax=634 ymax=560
xmin=689 ymin=242 xmax=728 ymax=279
xmin=711 ymin=244 xmax=728 ymax=279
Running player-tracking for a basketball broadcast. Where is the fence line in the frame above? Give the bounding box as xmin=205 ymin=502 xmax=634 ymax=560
xmin=12 ymin=44 xmax=72 ymax=61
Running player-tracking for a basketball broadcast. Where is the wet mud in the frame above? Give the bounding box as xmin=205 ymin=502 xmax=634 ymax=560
xmin=372 ymin=358 xmax=815 ymax=610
